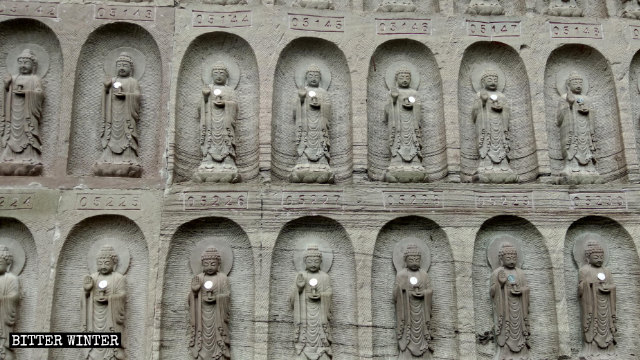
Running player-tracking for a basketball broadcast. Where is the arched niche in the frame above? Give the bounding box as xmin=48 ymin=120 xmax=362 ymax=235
xmin=628 ymin=51 xmax=640 ymax=168
xmin=563 ymin=216 xmax=640 ymax=358
xmin=367 ymin=39 xmax=447 ymax=182
xmin=544 ymin=45 xmax=626 ymax=182
xmin=0 ymin=18 xmax=62 ymax=176
xmin=364 ymin=0 xmax=439 ymax=12
xmin=454 ymin=0 xmax=525 ymax=15
xmin=174 ymin=32 xmax=259 ymax=183
xmin=161 ymin=217 xmax=254 ymax=359
xmin=271 ymin=38 xmax=352 ymax=183
xmin=0 ymin=218 xmax=38 ymax=359
xmin=268 ymin=216 xmax=358 ymax=359
xmin=67 ymin=22 xmax=162 ymax=178
xmin=372 ymin=216 xmax=457 ymax=359
xmin=458 ymin=42 xmax=538 ymax=183
xmin=50 ymin=215 xmax=148 ymax=359
xmin=472 ymin=216 xmax=558 ymax=359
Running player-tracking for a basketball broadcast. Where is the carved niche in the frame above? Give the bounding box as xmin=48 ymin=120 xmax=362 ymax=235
xmin=290 ymin=63 xmax=335 ymax=184
xmin=188 ymin=241 xmax=233 ymax=359
xmin=471 ymin=65 xmax=518 ymax=183
xmin=93 ymin=48 xmax=145 ymax=178
xmin=573 ymin=235 xmax=617 ymax=359
xmin=0 ymin=45 xmax=48 ymax=176
xmin=82 ymin=241 xmax=130 ymax=360
xmin=290 ymin=243 xmax=333 ymax=359
xmin=487 ymin=237 xmax=531 ymax=359
xmin=194 ymin=61 xmax=241 ymax=183
xmin=0 ymin=243 xmax=24 ymax=360
xmin=393 ymin=239 xmax=434 ymax=359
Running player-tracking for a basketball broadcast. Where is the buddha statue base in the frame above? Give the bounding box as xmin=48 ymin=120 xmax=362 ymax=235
xmin=93 ymin=162 xmax=142 ymax=178
xmin=193 ymin=164 xmax=240 ymax=183
xmin=623 ymin=9 xmax=640 ymax=19
xmin=0 ymin=162 xmax=42 ymax=176
xmin=476 ymin=168 xmax=518 ymax=184
xmin=556 ymin=173 xmax=603 ymax=185
xmin=290 ymin=164 xmax=334 ymax=184
xmin=376 ymin=1 xmax=416 ymax=12
xmin=547 ymin=6 xmax=583 ymax=17
xmin=384 ymin=165 xmax=428 ymax=183
xmin=466 ymin=1 xmax=504 ymax=15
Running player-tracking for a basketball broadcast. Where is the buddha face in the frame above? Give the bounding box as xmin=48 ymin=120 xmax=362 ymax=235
xmin=405 ymin=255 xmax=421 ymax=271
xmin=306 ymin=71 xmax=321 ymax=88
xmin=116 ymin=61 xmax=132 ymax=78
xmin=97 ymin=257 xmax=115 ymax=275
xmin=482 ymin=75 xmax=498 ymax=91
xmin=587 ymin=250 xmax=604 ymax=267
xmin=17 ymin=58 xmax=33 ymax=75
xmin=568 ymin=78 xmax=583 ymax=94
xmin=0 ymin=258 xmax=9 ymax=275
xmin=500 ymin=251 xmax=517 ymax=269
xmin=396 ymin=73 xmax=411 ymax=88
xmin=202 ymin=258 xmax=220 ymax=276
xmin=212 ymin=69 xmax=228 ymax=86
xmin=304 ymin=256 xmax=322 ymax=273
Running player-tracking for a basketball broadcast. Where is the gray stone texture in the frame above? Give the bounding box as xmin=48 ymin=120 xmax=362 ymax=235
xmin=3 ymin=1 xmax=640 ymax=360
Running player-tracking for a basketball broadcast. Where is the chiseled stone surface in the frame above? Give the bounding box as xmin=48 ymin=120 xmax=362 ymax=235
xmin=2 ymin=2 xmax=640 ymax=360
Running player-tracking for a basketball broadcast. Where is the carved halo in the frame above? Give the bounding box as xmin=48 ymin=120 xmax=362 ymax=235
xmin=0 ymin=237 xmax=26 ymax=275
xmin=572 ymin=232 xmax=609 ymax=268
xmin=392 ymin=236 xmax=431 ymax=273
xmin=294 ymin=61 xmax=332 ymax=90
xmin=556 ymin=68 xmax=589 ymax=95
xmin=471 ymin=63 xmax=506 ymax=93
xmin=87 ymin=238 xmax=131 ymax=275
xmin=293 ymin=236 xmax=333 ymax=273
xmin=190 ymin=239 xmax=234 ymax=276
xmin=487 ymin=235 xmax=523 ymax=270
xmin=385 ymin=62 xmax=421 ymax=90
xmin=104 ymin=47 xmax=146 ymax=80
xmin=201 ymin=57 xmax=240 ymax=90
xmin=7 ymin=44 xmax=50 ymax=78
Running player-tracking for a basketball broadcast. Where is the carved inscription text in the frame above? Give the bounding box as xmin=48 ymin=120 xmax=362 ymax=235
xmin=549 ymin=22 xmax=603 ymax=39
xmin=382 ymin=191 xmax=442 ymax=209
xmin=76 ymin=194 xmax=141 ymax=210
xmin=466 ymin=20 xmax=520 ymax=39
xmin=474 ymin=192 xmax=533 ymax=209
xmin=288 ymin=13 xmax=344 ymax=32
xmin=94 ymin=5 xmax=155 ymax=21
xmin=183 ymin=192 xmax=249 ymax=210
xmin=0 ymin=1 xmax=57 ymax=18
xmin=376 ymin=18 xmax=431 ymax=35
xmin=192 ymin=10 xmax=252 ymax=28
xmin=281 ymin=190 xmax=343 ymax=210
xmin=0 ymin=194 xmax=33 ymax=210
xmin=569 ymin=192 xmax=627 ymax=210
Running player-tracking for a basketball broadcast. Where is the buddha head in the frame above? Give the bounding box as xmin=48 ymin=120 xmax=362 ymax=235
xmin=305 ymin=64 xmax=321 ymax=88
xmin=96 ymin=245 xmax=118 ymax=275
xmin=115 ymin=52 xmax=134 ymax=78
xmin=303 ymin=245 xmax=322 ymax=273
xmin=481 ymin=69 xmax=499 ymax=91
xmin=395 ymin=68 xmax=412 ymax=89
xmin=0 ymin=246 xmax=13 ymax=275
xmin=566 ymin=71 xmax=584 ymax=95
xmin=17 ymin=49 xmax=37 ymax=75
xmin=201 ymin=246 xmax=221 ymax=276
xmin=498 ymin=242 xmax=518 ymax=269
xmin=403 ymin=244 xmax=422 ymax=271
xmin=585 ymin=240 xmax=605 ymax=268
xmin=211 ymin=62 xmax=229 ymax=86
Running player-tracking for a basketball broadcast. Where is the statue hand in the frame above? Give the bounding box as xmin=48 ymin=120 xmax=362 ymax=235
xmin=83 ymin=275 xmax=93 ymax=292
xmin=298 ymin=89 xmax=307 ymax=100
xmin=391 ymin=91 xmax=399 ymax=102
xmin=296 ymin=273 xmax=305 ymax=291
xmin=480 ymin=91 xmax=489 ymax=103
xmin=498 ymin=270 xmax=507 ymax=285
xmin=566 ymin=93 xmax=576 ymax=106
xmin=202 ymin=88 xmax=211 ymax=98
xmin=96 ymin=295 xmax=108 ymax=303
xmin=411 ymin=290 xmax=425 ymax=298
xmin=104 ymin=79 xmax=112 ymax=89
xmin=191 ymin=277 xmax=201 ymax=292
